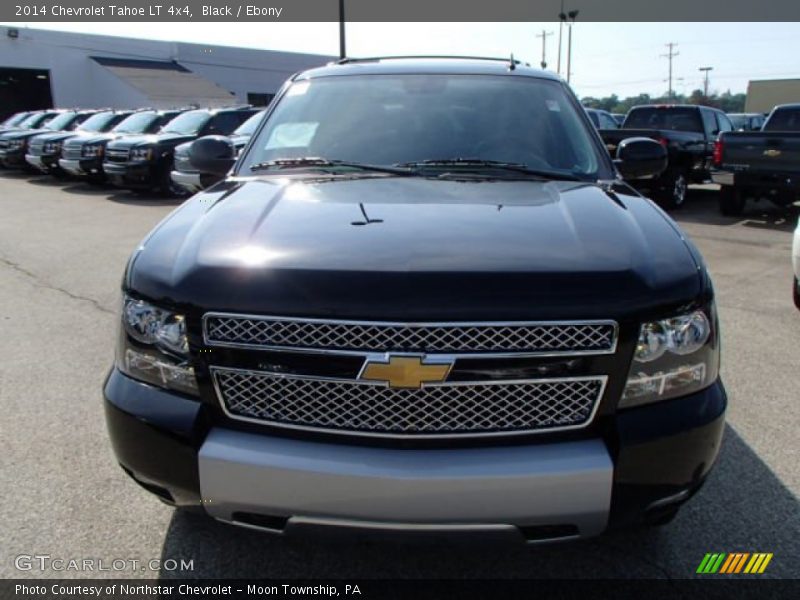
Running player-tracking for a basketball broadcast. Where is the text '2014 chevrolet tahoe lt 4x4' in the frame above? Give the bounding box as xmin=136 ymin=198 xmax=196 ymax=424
xmin=104 ymin=58 xmax=726 ymax=543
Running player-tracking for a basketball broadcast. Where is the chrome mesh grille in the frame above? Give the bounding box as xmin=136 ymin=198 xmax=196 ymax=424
xmin=62 ymin=142 xmax=83 ymax=160
xmin=204 ymin=316 xmax=616 ymax=355
xmin=27 ymin=139 xmax=44 ymax=155
xmin=106 ymin=147 xmax=129 ymax=163
xmin=213 ymin=368 xmax=604 ymax=436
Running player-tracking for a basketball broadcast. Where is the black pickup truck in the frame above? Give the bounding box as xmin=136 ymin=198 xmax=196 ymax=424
xmin=105 ymin=58 xmax=726 ymax=542
xmin=600 ymin=104 xmax=734 ymax=208
xmin=712 ymin=104 xmax=800 ymax=215
xmin=103 ymin=106 xmax=258 ymax=196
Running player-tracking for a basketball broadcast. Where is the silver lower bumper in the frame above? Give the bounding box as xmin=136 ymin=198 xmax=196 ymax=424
xmin=198 ymin=428 xmax=613 ymax=539
xmin=25 ymin=154 xmax=46 ymax=171
xmin=58 ymin=158 xmax=84 ymax=176
xmin=170 ymin=170 xmax=203 ymax=193
xmin=710 ymin=170 xmax=734 ymax=186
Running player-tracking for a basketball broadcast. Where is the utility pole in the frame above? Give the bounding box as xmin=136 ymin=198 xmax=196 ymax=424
xmin=661 ymin=42 xmax=679 ymax=98
xmin=699 ymin=66 xmax=713 ymax=97
xmin=338 ymin=0 xmax=346 ymax=59
xmin=536 ymin=29 xmax=553 ymax=69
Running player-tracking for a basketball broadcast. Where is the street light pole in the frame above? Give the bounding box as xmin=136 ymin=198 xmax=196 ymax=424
xmin=557 ymin=0 xmax=565 ymax=75
xmin=338 ymin=0 xmax=346 ymax=59
xmin=566 ymin=10 xmax=578 ymax=84
xmin=699 ymin=66 xmax=713 ymax=97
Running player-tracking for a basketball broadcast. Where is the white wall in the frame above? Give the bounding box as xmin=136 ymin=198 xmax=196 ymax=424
xmin=0 ymin=27 xmax=332 ymax=108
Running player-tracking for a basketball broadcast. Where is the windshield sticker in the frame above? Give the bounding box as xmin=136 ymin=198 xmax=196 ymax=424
xmin=264 ymin=122 xmax=319 ymax=149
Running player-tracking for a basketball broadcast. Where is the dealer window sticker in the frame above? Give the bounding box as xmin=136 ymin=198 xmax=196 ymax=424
xmin=264 ymin=122 xmax=319 ymax=150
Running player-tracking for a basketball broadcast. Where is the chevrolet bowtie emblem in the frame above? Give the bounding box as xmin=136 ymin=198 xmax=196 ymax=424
xmin=763 ymin=149 xmax=781 ymax=157
xmin=359 ymin=355 xmax=453 ymax=389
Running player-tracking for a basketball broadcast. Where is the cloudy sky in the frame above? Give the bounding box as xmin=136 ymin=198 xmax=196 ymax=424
xmin=3 ymin=21 xmax=799 ymax=98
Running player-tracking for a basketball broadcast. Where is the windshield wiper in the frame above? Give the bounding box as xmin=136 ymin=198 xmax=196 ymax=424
xmin=249 ymin=157 xmax=415 ymax=176
xmin=396 ymin=158 xmax=584 ymax=181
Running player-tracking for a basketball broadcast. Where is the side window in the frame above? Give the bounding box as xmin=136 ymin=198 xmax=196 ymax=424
xmin=599 ymin=113 xmax=617 ymax=129
xmin=716 ymin=112 xmax=733 ymax=133
xmin=700 ymin=109 xmax=718 ymax=137
xmin=206 ymin=112 xmax=243 ymax=135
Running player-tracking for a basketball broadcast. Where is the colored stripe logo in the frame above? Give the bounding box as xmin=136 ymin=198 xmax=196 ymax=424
xmin=696 ymin=553 xmax=773 ymax=574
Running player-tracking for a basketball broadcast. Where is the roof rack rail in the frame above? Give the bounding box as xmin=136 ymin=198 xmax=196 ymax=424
xmin=336 ymin=55 xmax=529 ymax=67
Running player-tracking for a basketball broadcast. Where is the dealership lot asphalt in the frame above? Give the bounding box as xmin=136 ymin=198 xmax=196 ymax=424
xmin=0 ymin=173 xmax=798 ymax=580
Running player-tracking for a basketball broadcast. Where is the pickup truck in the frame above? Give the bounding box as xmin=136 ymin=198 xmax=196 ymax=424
xmin=712 ymin=104 xmax=800 ymax=215
xmin=103 ymin=106 xmax=258 ymax=196
xmin=104 ymin=58 xmax=726 ymax=543
xmin=600 ymin=104 xmax=734 ymax=208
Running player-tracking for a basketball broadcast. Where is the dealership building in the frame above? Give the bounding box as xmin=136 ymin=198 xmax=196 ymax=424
xmin=745 ymin=78 xmax=800 ymax=113
xmin=0 ymin=26 xmax=333 ymax=119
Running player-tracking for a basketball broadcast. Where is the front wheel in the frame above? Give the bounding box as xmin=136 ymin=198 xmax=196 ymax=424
xmin=719 ymin=185 xmax=745 ymax=216
xmin=656 ymin=171 xmax=688 ymax=209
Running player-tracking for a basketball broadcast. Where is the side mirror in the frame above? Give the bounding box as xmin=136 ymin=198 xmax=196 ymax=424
xmin=614 ymin=137 xmax=668 ymax=179
xmin=189 ymin=135 xmax=236 ymax=177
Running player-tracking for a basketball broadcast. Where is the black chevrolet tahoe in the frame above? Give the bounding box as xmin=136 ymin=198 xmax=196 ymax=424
xmin=59 ymin=109 xmax=185 ymax=183
xmin=170 ymin=109 xmax=266 ymax=193
xmin=103 ymin=106 xmax=258 ymax=196
xmin=0 ymin=110 xmax=71 ymax=168
xmin=25 ymin=110 xmax=131 ymax=177
xmin=600 ymin=104 xmax=734 ymax=208
xmin=105 ymin=58 xmax=726 ymax=543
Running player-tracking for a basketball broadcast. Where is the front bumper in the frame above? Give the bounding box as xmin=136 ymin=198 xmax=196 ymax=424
xmin=103 ymin=161 xmax=157 ymax=189
xmin=59 ymin=157 xmax=104 ymax=178
xmin=1 ymin=148 xmax=27 ymax=168
xmin=170 ymin=170 xmax=204 ymax=194
xmin=104 ymin=368 xmax=726 ymax=541
xmin=25 ymin=153 xmax=60 ymax=173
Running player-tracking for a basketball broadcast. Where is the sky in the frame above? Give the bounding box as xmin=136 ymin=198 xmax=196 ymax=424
xmin=4 ymin=21 xmax=800 ymax=99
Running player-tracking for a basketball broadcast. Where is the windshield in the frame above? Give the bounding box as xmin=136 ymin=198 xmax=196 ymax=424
xmin=623 ymin=107 xmax=703 ymax=132
xmin=77 ymin=112 xmax=118 ymax=132
xmin=44 ymin=112 xmax=78 ymax=131
xmin=160 ymin=110 xmax=210 ymax=135
xmin=764 ymin=109 xmax=800 ymax=132
xmin=234 ymin=110 xmax=266 ymax=137
xmin=2 ymin=112 xmax=28 ymax=127
xmin=240 ymin=74 xmax=604 ymax=179
xmin=112 ymin=112 xmax=158 ymax=134
xmin=728 ymin=115 xmax=747 ymax=129
xmin=19 ymin=113 xmax=49 ymax=129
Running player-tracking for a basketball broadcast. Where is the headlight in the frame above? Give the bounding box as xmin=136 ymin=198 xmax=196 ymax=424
xmin=43 ymin=141 xmax=61 ymax=154
xmin=82 ymin=144 xmax=104 ymax=157
xmin=620 ymin=307 xmax=719 ymax=408
xmin=117 ymin=295 xmax=197 ymax=395
xmin=130 ymin=147 xmax=153 ymax=161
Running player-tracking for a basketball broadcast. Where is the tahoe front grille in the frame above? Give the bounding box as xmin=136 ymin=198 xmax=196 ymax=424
xmin=62 ymin=144 xmax=83 ymax=160
xmin=204 ymin=315 xmax=617 ymax=356
xmin=106 ymin=148 xmax=129 ymax=162
xmin=212 ymin=367 xmax=606 ymax=438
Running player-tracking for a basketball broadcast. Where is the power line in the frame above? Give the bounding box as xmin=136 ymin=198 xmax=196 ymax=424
xmin=660 ymin=42 xmax=679 ymax=98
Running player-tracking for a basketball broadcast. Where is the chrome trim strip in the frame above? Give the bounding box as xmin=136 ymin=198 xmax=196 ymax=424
xmin=201 ymin=312 xmax=620 ymax=359
xmin=209 ymin=365 xmax=608 ymax=440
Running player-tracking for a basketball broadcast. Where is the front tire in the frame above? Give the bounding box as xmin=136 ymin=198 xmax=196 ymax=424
xmin=719 ymin=185 xmax=745 ymax=216
xmin=657 ymin=170 xmax=688 ymax=209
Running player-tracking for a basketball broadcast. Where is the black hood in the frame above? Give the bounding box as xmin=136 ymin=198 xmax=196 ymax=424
xmin=128 ymin=176 xmax=703 ymax=322
xmin=30 ymin=131 xmax=80 ymax=144
xmin=0 ymin=128 xmax=52 ymax=141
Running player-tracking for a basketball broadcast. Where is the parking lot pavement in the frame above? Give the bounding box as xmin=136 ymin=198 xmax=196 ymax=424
xmin=0 ymin=174 xmax=798 ymax=580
